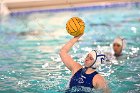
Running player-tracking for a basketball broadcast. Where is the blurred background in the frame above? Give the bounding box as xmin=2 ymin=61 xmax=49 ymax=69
xmin=0 ymin=0 xmax=140 ymax=93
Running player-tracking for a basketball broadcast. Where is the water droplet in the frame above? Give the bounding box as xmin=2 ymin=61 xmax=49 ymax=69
xmin=131 ymin=27 xmax=137 ymax=33
xmin=1 ymin=78 xmax=4 ymax=79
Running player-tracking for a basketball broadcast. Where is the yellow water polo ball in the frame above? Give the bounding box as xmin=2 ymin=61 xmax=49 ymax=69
xmin=66 ymin=17 xmax=85 ymax=37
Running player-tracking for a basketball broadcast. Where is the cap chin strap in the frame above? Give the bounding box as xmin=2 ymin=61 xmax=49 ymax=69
xmin=114 ymin=53 xmax=122 ymax=57
xmin=82 ymin=66 xmax=96 ymax=75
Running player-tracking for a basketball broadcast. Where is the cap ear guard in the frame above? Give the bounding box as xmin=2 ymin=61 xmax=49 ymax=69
xmin=92 ymin=53 xmax=106 ymax=69
xmin=98 ymin=55 xmax=106 ymax=64
xmin=122 ymin=38 xmax=126 ymax=49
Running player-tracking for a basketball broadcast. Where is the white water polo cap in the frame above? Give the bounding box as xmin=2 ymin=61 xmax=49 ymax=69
xmin=88 ymin=50 xmax=106 ymax=69
xmin=113 ymin=37 xmax=126 ymax=49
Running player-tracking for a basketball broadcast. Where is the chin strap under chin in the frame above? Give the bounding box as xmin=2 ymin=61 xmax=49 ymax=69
xmin=81 ymin=66 xmax=96 ymax=74
xmin=114 ymin=53 xmax=122 ymax=57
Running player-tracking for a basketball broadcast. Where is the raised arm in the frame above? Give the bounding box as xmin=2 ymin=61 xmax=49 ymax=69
xmin=59 ymin=35 xmax=83 ymax=74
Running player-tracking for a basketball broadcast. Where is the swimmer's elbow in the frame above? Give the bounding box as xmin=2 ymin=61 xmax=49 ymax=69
xmin=59 ymin=48 xmax=67 ymax=53
xmin=59 ymin=49 xmax=67 ymax=56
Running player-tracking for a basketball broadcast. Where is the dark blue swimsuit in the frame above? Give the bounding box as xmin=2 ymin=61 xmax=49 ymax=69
xmin=69 ymin=68 xmax=98 ymax=88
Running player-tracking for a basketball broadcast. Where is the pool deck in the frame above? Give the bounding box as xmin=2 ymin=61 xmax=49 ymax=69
xmin=0 ymin=0 xmax=140 ymax=15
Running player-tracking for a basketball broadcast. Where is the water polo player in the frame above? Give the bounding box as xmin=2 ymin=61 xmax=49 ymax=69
xmin=113 ymin=37 xmax=126 ymax=57
xmin=59 ymin=34 xmax=109 ymax=93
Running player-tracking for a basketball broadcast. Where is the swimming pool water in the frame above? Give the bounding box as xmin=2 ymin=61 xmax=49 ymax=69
xmin=0 ymin=2 xmax=140 ymax=93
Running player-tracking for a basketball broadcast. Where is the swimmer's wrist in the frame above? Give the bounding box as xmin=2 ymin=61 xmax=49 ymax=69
xmin=74 ymin=34 xmax=83 ymax=38
xmin=70 ymin=37 xmax=80 ymax=44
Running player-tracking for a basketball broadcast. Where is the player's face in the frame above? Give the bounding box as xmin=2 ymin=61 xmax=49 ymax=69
xmin=113 ymin=43 xmax=122 ymax=55
xmin=84 ymin=53 xmax=94 ymax=67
